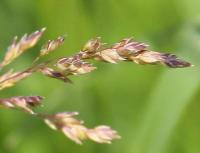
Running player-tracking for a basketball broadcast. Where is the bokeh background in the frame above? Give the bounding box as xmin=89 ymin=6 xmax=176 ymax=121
xmin=0 ymin=0 xmax=200 ymax=153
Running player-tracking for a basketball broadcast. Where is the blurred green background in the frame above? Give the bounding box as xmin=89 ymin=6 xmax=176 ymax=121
xmin=0 ymin=0 xmax=200 ymax=153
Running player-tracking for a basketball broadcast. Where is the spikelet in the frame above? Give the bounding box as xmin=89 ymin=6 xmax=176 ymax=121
xmin=56 ymin=57 xmax=96 ymax=75
xmin=0 ymin=28 xmax=45 ymax=68
xmin=33 ymin=36 xmax=65 ymax=63
xmin=0 ymin=96 xmax=43 ymax=114
xmin=44 ymin=112 xmax=120 ymax=144
xmin=0 ymin=69 xmax=33 ymax=90
xmin=38 ymin=66 xmax=72 ymax=83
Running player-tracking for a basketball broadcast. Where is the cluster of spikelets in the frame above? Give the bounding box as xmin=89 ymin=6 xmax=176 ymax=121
xmin=0 ymin=28 xmax=191 ymax=144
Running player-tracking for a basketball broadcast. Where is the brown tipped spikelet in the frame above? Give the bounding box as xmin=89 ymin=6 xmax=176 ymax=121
xmin=39 ymin=66 xmax=72 ymax=83
xmin=56 ymin=57 xmax=96 ymax=75
xmin=82 ymin=37 xmax=102 ymax=53
xmin=40 ymin=36 xmax=65 ymax=56
xmin=0 ymin=29 xmax=192 ymax=144
xmin=0 ymin=96 xmax=43 ymax=114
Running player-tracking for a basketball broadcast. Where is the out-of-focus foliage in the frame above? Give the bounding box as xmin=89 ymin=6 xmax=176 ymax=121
xmin=0 ymin=0 xmax=200 ymax=153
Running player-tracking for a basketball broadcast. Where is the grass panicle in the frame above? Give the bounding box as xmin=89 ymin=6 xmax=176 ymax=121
xmin=0 ymin=29 xmax=192 ymax=144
